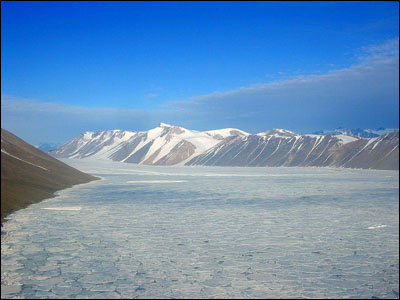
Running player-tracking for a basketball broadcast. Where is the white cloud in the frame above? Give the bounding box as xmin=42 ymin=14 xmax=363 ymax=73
xmin=1 ymin=95 xmax=138 ymax=116
xmin=359 ymin=37 xmax=399 ymax=58
xmin=145 ymin=93 xmax=159 ymax=99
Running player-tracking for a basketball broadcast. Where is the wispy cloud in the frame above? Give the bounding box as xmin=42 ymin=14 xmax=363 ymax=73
xmin=359 ymin=37 xmax=399 ymax=58
xmin=164 ymin=38 xmax=399 ymax=132
xmin=145 ymin=93 xmax=159 ymax=99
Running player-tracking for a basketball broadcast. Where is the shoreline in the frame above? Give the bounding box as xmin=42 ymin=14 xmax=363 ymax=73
xmin=59 ymin=156 xmax=399 ymax=172
xmin=1 ymin=175 xmax=101 ymax=225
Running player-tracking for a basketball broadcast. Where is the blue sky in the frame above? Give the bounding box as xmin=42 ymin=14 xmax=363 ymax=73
xmin=1 ymin=1 xmax=399 ymax=145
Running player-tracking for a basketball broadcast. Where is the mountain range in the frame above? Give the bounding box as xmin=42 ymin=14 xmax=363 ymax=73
xmin=312 ymin=127 xmax=399 ymax=138
xmin=1 ymin=128 xmax=98 ymax=222
xmin=49 ymin=123 xmax=399 ymax=170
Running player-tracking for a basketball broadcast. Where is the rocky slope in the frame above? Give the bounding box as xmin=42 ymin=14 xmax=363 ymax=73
xmin=1 ymin=128 xmax=99 ymax=222
xmin=186 ymin=130 xmax=399 ymax=170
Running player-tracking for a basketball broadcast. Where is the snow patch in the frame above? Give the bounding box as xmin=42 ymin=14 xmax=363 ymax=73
xmin=1 ymin=149 xmax=49 ymax=171
xmin=205 ymin=128 xmax=249 ymax=138
xmin=335 ymin=134 xmax=359 ymax=145
xmin=41 ymin=207 xmax=82 ymax=211
xmin=127 ymin=180 xmax=187 ymax=183
xmin=367 ymin=225 xmax=388 ymax=230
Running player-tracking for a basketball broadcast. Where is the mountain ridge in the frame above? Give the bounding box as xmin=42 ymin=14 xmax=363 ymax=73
xmin=49 ymin=124 xmax=399 ymax=170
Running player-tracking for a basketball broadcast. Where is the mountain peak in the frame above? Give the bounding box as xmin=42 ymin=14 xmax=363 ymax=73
xmin=159 ymin=122 xmax=172 ymax=128
xmin=257 ymin=128 xmax=296 ymax=137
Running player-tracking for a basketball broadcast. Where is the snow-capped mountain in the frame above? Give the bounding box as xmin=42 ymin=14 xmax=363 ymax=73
xmin=364 ymin=127 xmax=399 ymax=136
xmin=50 ymin=124 xmax=399 ymax=170
xmin=35 ymin=142 xmax=62 ymax=152
xmin=312 ymin=127 xmax=399 ymax=138
xmin=50 ymin=123 xmax=248 ymax=166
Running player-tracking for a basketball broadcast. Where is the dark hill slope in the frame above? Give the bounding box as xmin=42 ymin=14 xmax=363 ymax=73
xmin=1 ymin=128 xmax=99 ymax=222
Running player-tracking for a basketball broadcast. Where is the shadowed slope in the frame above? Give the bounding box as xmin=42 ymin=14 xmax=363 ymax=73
xmin=185 ymin=132 xmax=399 ymax=170
xmin=1 ymin=128 xmax=99 ymax=222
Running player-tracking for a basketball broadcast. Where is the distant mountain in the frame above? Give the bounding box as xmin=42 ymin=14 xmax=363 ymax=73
xmin=36 ymin=142 xmax=61 ymax=152
xmin=50 ymin=124 xmax=399 ymax=170
xmin=312 ymin=127 xmax=399 ymax=138
xmin=364 ymin=127 xmax=400 ymax=136
xmin=1 ymin=128 xmax=99 ymax=222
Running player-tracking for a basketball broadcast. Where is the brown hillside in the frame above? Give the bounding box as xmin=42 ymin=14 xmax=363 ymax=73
xmin=1 ymin=128 xmax=99 ymax=223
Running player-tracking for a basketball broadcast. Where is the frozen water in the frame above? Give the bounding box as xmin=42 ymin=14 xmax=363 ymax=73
xmin=127 ymin=180 xmax=187 ymax=183
xmin=41 ymin=207 xmax=82 ymax=211
xmin=367 ymin=225 xmax=388 ymax=230
xmin=1 ymin=159 xmax=399 ymax=299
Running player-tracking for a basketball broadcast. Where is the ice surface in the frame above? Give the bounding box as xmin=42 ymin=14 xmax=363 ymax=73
xmin=127 ymin=180 xmax=187 ymax=183
xmin=2 ymin=160 xmax=399 ymax=299
xmin=41 ymin=207 xmax=82 ymax=211
xmin=368 ymin=225 xmax=388 ymax=230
